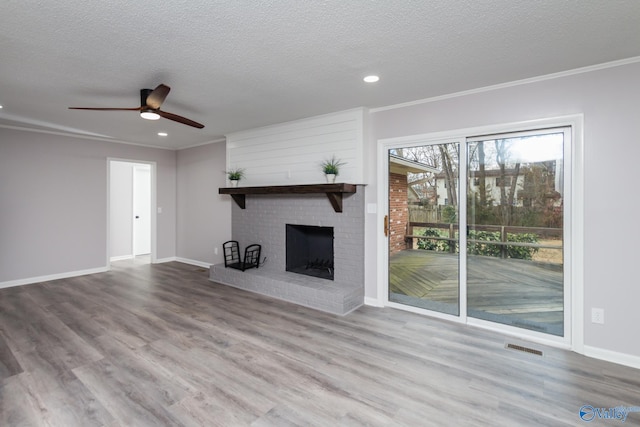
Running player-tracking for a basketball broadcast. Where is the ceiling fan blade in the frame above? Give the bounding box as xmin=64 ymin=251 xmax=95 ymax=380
xmin=68 ymin=107 xmax=142 ymax=111
xmin=145 ymin=84 xmax=171 ymax=109
xmin=157 ymin=110 xmax=205 ymax=129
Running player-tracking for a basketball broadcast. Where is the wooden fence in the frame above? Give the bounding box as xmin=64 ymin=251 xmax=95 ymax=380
xmin=408 ymin=205 xmax=441 ymax=223
xmin=406 ymin=222 xmax=562 ymax=258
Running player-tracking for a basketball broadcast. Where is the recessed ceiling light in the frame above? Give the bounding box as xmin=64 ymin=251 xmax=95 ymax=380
xmin=158 ymin=132 xmax=168 ymax=136
xmin=363 ymin=75 xmax=380 ymax=83
xmin=0 ymin=105 xmax=3 ymax=109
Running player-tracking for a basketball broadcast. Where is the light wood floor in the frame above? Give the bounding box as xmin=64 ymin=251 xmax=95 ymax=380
xmin=1 ymin=260 xmax=639 ymax=426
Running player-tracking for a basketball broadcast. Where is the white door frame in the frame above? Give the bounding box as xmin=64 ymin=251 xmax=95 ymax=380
xmin=376 ymin=115 xmax=584 ymax=352
xmin=106 ymin=158 xmax=158 ymax=267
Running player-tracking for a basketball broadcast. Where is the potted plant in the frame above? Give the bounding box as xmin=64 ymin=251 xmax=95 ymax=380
xmin=226 ymin=168 xmax=245 ymax=187
xmin=320 ymin=155 xmax=345 ymax=183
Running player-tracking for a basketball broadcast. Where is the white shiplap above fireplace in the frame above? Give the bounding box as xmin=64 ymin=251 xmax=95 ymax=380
xmin=225 ymin=108 xmax=365 ymax=186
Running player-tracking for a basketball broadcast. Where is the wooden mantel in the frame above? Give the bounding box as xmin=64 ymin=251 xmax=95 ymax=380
xmin=219 ymin=183 xmax=358 ymax=213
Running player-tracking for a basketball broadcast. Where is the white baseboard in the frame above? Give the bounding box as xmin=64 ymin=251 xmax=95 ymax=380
xmin=583 ymin=345 xmax=640 ymax=370
xmin=364 ymin=296 xmax=384 ymax=307
xmin=110 ymin=254 xmax=134 ymax=262
xmin=127 ymin=256 xmax=211 ymax=268
xmin=0 ymin=266 xmax=109 ymax=289
xmin=175 ymin=257 xmax=213 ymax=268
xmin=154 ymin=256 xmax=177 ymax=264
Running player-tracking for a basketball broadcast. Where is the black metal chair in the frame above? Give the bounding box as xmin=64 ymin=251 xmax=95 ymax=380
xmin=223 ymin=240 xmax=261 ymax=271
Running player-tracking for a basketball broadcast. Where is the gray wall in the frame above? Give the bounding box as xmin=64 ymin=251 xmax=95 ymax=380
xmin=176 ymin=142 xmax=231 ymax=265
xmin=367 ymin=61 xmax=640 ymax=358
xmin=0 ymin=128 xmax=177 ymax=283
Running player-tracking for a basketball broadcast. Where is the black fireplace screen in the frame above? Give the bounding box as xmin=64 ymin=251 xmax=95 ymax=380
xmin=285 ymin=224 xmax=334 ymax=280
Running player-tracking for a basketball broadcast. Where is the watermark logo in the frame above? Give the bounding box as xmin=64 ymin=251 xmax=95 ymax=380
xmin=579 ymin=404 xmax=640 ymax=423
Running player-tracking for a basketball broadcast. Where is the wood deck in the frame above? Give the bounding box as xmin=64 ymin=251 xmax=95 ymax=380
xmin=389 ymin=249 xmax=564 ymax=335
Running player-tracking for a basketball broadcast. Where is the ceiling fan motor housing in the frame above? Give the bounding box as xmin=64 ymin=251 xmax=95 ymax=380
xmin=140 ymin=89 xmax=153 ymax=107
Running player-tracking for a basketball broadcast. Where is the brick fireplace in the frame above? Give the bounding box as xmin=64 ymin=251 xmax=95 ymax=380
xmin=209 ymin=186 xmax=365 ymax=315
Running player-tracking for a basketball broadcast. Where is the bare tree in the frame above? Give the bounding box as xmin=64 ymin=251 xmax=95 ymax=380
xmin=477 ymin=141 xmax=487 ymax=207
xmin=494 ymin=139 xmax=521 ymax=225
xmin=439 ymin=144 xmax=457 ymax=206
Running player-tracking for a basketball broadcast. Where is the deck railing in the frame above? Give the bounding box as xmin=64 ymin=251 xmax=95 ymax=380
xmin=406 ymin=222 xmax=562 ymax=258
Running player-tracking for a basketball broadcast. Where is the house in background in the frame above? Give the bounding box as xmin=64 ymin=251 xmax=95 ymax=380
xmin=388 ymin=154 xmax=438 ymax=254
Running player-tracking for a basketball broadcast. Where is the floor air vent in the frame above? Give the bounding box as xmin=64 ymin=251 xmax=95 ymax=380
xmin=506 ymin=343 xmax=543 ymax=356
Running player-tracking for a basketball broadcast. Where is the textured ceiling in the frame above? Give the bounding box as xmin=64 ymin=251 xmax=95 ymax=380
xmin=1 ymin=0 xmax=640 ymax=149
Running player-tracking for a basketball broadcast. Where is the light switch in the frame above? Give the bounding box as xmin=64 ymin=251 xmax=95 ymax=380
xmin=157 ymin=207 xmax=162 ymax=214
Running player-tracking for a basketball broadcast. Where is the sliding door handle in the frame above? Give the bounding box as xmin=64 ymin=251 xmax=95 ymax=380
xmin=384 ymin=215 xmax=389 ymax=237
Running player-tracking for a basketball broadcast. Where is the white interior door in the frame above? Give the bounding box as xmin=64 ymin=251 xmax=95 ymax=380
xmin=133 ymin=165 xmax=151 ymax=255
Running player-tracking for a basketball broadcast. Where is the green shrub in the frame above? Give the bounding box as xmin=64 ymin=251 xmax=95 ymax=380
xmin=467 ymin=230 xmax=539 ymax=260
xmin=506 ymin=233 xmax=539 ymax=260
xmin=417 ymin=229 xmax=441 ymax=251
xmin=416 ymin=228 xmax=452 ymax=252
xmin=467 ymin=230 xmax=501 ymax=257
xmin=442 ymin=206 xmax=457 ymax=223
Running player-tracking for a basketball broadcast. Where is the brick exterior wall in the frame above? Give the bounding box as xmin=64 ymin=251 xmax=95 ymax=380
xmin=389 ymin=172 xmax=409 ymax=255
xmin=210 ymin=188 xmax=365 ymax=315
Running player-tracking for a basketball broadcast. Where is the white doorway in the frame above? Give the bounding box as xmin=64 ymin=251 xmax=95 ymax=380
xmin=133 ymin=165 xmax=151 ymax=255
xmin=108 ymin=160 xmax=156 ymax=265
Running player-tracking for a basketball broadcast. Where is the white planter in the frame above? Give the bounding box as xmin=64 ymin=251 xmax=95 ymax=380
xmin=230 ymin=180 xmax=239 ymax=187
xmin=325 ymin=174 xmax=336 ymax=183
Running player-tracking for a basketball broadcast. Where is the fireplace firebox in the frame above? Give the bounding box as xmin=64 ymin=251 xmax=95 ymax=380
xmin=286 ymin=224 xmax=334 ymax=280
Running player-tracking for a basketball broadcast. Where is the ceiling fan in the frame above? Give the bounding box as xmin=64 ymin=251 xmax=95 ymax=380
xmin=69 ymin=84 xmax=204 ymax=129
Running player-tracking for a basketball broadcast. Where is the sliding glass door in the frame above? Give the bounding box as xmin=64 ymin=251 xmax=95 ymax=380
xmin=386 ymin=126 xmax=569 ymax=338
xmin=388 ymin=142 xmax=460 ymax=316
xmin=466 ymin=129 xmax=565 ymax=336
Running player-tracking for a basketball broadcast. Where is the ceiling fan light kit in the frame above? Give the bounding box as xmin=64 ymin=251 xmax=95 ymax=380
xmin=68 ymin=84 xmax=204 ymax=129
xmin=140 ymin=109 xmax=160 ymax=120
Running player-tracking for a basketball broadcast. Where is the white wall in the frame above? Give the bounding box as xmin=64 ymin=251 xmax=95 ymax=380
xmin=367 ymin=60 xmax=640 ymax=360
xmin=176 ymin=142 xmax=230 ymax=265
xmin=226 ymin=109 xmax=365 ymax=186
xmin=0 ymin=129 xmax=177 ymax=285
